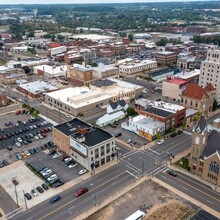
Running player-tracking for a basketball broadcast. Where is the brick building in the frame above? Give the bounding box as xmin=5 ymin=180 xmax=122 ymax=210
xmin=189 ymin=116 xmax=220 ymax=187
xmin=156 ymin=51 xmax=177 ymax=67
xmin=0 ymin=93 xmax=8 ymax=107
xmin=67 ymin=64 xmax=93 ymax=86
xmin=53 ymin=118 xmax=116 ymax=171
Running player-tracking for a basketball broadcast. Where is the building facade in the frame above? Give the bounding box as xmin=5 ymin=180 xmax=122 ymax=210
xmin=189 ymin=116 xmax=220 ymax=186
xmin=199 ymin=49 xmax=220 ymax=104
xmin=67 ymin=65 xmax=93 ymax=86
xmin=156 ymin=51 xmax=177 ymax=67
xmin=181 ymin=83 xmax=215 ymax=115
xmin=53 ymin=118 xmax=116 ymax=171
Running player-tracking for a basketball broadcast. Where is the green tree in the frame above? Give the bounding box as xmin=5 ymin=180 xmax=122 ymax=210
xmin=27 ymin=31 xmax=35 ymax=38
xmin=128 ymin=33 xmax=133 ymax=42
xmin=182 ymin=120 xmax=186 ymax=128
xmin=30 ymin=107 xmax=35 ymax=114
xmin=170 ymin=126 xmax=176 ymax=133
xmin=33 ymin=109 xmax=39 ymax=115
xmin=156 ymin=133 xmax=162 ymax=140
xmin=126 ymin=107 xmax=135 ymax=116
xmin=193 ymin=115 xmax=199 ymax=122
xmin=22 ymin=103 xmax=28 ymax=108
xmin=213 ymin=99 xmax=218 ymax=111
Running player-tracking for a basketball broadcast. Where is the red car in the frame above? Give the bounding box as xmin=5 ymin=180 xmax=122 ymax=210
xmin=74 ymin=187 xmax=88 ymax=197
xmin=40 ymin=130 xmax=45 ymax=134
xmin=41 ymin=133 xmax=47 ymax=138
xmin=3 ymin=135 xmax=7 ymax=139
xmin=44 ymin=128 xmax=49 ymax=133
xmin=16 ymin=110 xmax=21 ymax=115
xmin=12 ymin=178 xmax=19 ymax=185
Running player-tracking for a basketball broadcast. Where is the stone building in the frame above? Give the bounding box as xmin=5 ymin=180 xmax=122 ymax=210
xmin=189 ymin=116 xmax=220 ymax=186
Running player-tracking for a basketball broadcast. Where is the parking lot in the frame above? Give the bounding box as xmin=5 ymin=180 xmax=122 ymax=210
xmin=26 ymin=151 xmax=86 ymax=183
xmin=0 ymin=112 xmax=54 ymax=164
xmin=0 ymin=161 xmax=62 ymax=209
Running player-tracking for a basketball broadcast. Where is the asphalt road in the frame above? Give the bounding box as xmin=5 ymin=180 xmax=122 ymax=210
xmin=155 ymin=170 xmax=220 ymax=213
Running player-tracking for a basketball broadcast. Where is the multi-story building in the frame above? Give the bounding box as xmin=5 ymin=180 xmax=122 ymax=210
xmin=199 ymin=49 xmax=220 ymax=104
xmin=0 ymin=68 xmax=26 ymax=85
xmin=156 ymin=51 xmax=177 ymax=67
xmin=135 ymin=99 xmax=186 ymax=132
xmin=91 ymin=64 xmax=119 ymax=79
xmin=119 ymin=60 xmax=157 ymax=76
xmin=45 ymin=78 xmax=143 ymax=117
xmin=53 ymin=118 xmax=116 ymax=171
xmin=177 ymin=54 xmax=195 ymax=71
xmin=0 ymin=93 xmax=8 ymax=107
xmin=67 ymin=64 xmax=93 ymax=86
xmin=162 ymin=77 xmax=188 ymax=101
xmin=189 ymin=116 xmax=220 ymax=187
xmin=181 ymin=83 xmax=215 ymax=115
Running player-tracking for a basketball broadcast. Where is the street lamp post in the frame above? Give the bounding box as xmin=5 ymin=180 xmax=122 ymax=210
xmin=14 ymin=183 xmax=19 ymax=207
xmin=23 ymin=190 xmax=28 ymax=210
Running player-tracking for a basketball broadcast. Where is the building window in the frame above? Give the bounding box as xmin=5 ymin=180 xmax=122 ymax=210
xmin=95 ymin=149 xmax=99 ymax=159
xmin=106 ymin=144 xmax=110 ymax=154
xmin=209 ymin=161 xmax=219 ymax=174
xmin=91 ymin=150 xmax=93 ymax=155
xmin=95 ymin=161 xmax=100 ymax=168
xmin=106 ymin=155 xmax=110 ymax=162
xmin=101 ymin=146 xmax=105 ymax=156
xmin=101 ymin=158 xmax=105 ymax=165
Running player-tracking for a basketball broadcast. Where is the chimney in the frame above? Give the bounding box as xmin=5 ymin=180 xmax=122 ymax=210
xmin=77 ymin=126 xmax=88 ymax=135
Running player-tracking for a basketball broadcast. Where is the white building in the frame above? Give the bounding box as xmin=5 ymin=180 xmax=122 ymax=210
xmin=199 ymin=49 xmax=220 ymax=103
xmin=91 ymin=64 xmax=119 ymax=79
xmin=49 ymin=46 xmax=66 ymax=56
xmin=119 ymin=59 xmax=157 ymax=76
xmin=121 ymin=115 xmax=165 ymax=141
xmin=96 ymin=111 xmax=126 ymax=127
xmin=33 ymin=65 xmax=67 ymax=78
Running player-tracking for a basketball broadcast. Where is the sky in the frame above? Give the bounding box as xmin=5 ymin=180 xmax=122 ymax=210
xmin=0 ymin=0 xmax=213 ymax=4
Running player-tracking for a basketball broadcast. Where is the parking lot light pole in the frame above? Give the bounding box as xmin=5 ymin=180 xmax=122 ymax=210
xmin=23 ymin=190 xmax=28 ymax=210
xmin=14 ymin=183 xmax=19 ymax=208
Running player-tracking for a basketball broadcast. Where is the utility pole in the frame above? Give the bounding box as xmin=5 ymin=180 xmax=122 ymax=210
xmin=14 ymin=183 xmax=19 ymax=207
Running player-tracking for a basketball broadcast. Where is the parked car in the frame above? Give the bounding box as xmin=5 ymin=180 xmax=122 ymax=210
xmin=68 ymin=163 xmax=78 ymax=168
xmin=42 ymin=169 xmax=52 ymax=176
xmin=78 ymin=169 xmax=87 ymax=175
xmin=115 ymin=132 xmax=122 ymax=137
xmin=0 ymin=161 xmax=4 ymax=168
xmin=16 ymin=153 xmax=22 ymax=160
xmin=167 ymin=170 xmax=177 ymax=177
xmin=170 ymin=133 xmax=177 ymax=138
xmin=24 ymin=193 xmax=32 ymax=200
xmin=74 ymin=187 xmax=88 ymax=197
xmin=177 ymin=130 xmax=183 ymax=135
xmin=42 ymin=183 xmax=49 ymax=191
xmin=50 ymin=195 xmax=61 ymax=204
xmin=3 ymin=160 xmax=9 ymax=166
xmin=52 ymin=181 xmax=64 ymax=188
xmin=53 ymin=153 xmax=61 ymax=159
xmin=64 ymin=158 xmax=73 ymax=163
xmin=24 ymin=150 xmax=31 ymax=156
xmin=7 ymin=146 xmax=12 ymax=151
xmin=31 ymin=189 xmax=38 ymax=197
xmin=157 ymin=140 xmax=164 ymax=145
xmin=49 ymin=178 xmax=60 ymax=184
xmin=36 ymin=186 xmax=44 ymax=193
xmin=47 ymin=174 xmax=58 ymax=182
xmin=33 ymin=147 xmax=40 ymax=153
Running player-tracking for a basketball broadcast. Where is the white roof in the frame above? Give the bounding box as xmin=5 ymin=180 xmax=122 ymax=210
xmin=96 ymin=111 xmax=125 ymax=125
xmin=174 ymin=69 xmax=200 ymax=80
xmin=34 ymin=65 xmax=67 ymax=75
xmin=70 ymin=34 xmax=114 ymax=41
xmin=119 ymin=60 xmax=156 ymax=69
xmin=132 ymin=115 xmax=164 ymax=129
xmin=0 ymin=66 xmax=9 ymax=71
xmin=107 ymin=77 xmax=143 ymax=90
xmin=117 ymin=58 xmax=134 ymax=65
xmin=186 ymin=108 xmax=198 ymax=117
xmin=18 ymin=80 xmax=57 ymax=94
xmin=91 ymin=64 xmax=118 ymax=72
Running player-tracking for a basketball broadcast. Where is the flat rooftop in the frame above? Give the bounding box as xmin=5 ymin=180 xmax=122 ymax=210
xmin=133 ymin=115 xmax=164 ymax=129
xmin=167 ymin=78 xmax=188 ymax=85
xmin=55 ymin=118 xmax=113 ymax=147
xmin=144 ymin=106 xmax=174 ymax=117
xmin=18 ymin=80 xmax=57 ymax=94
xmin=174 ymin=69 xmax=200 ymax=80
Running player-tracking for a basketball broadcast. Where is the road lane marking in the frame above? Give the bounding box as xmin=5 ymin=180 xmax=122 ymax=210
xmin=38 ymin=171 xmax=127 ymax=220
xmin=182 ymin=186 xmax=189 ymax=191
xmin=153 ymin=166 xmax=167 ymax=175
xmin=126 ymin=162 xmax=142 ymax=172
xmin=148 ymin=164 xmax=165 ymax=176
xmin=148 ymin=148 xmax=161 ymax=155
xmin=126 ymin=164 xmax=140 ymax=174
xmin=126 ymin=170 xmax=139 ymax=179
xmin=207 ymin=200 xmax=214 ymax=205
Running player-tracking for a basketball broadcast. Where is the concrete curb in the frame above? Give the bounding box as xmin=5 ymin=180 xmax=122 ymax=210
xmin=75 ymin=177 xmax=145 ymax=220
xmin=0 ymin=208 xmax=6 ymax=220
xmin=151 ymin=176 xmax=220 ymax=218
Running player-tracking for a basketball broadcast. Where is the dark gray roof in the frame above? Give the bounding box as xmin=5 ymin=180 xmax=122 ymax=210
xmin=92 ymin=79 xmax=115 ymax=88
xmin=54 ymin=118 xmax=92 ymax=136
xmin=194 ymin=115 xmax=207 ymax=133
xmin=55 ymin=118 xmax=113 ymax=147
xmin=144 ymin=106 xmax=173 ymax=117
xmin=109 ymin=99 xmax=126 ymax=110
xmin=201 ymin=130 xmax=220 ymax=158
